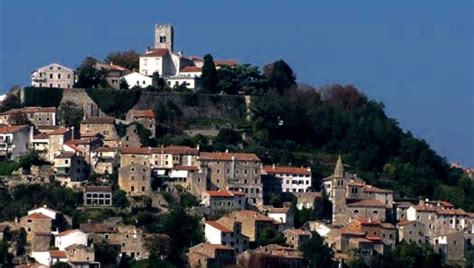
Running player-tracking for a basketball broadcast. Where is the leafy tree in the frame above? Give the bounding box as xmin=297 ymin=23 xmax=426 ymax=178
xmin=0 ymin=241 xmax=13 ymax=266
xmin=94 ymin=241 xmax=119 ymax=267
xmin=256 ymin=228 xmax=286 ymax=247
xmin=7 ymin=111 xmax=29 ymax=125
xmin=75 ymin=57 xmax=108 ymax=88
xmin=0 ymin=160 xmax=20 ymax=175
xmin=104 ymin=50 xmax=140 ymax=70
xmin=263 ymin=60 xmax=296 ymax=94
xmin=113 ymin=189 xmax=129 ymax=209
xmin=152 ymin=71 xmax=167 ymax=91
xmin=86 ymin=88 xmax=141 ymax=118
xmin=372 ymin=242 xmax=443 ymax=268
xmin=301 ymin=232 xmax=336 ymax=268
xmin=52 ymin=262 xmax=71 ymax=268
xmin=119 ymin=79 xmax=129 ymax=90
xmin=23 ymin=87 xmax=64 ymax=107
xmin=216 ymin=64 xmax=268 ymax=95
xmin=0 ymin=93 xmax=21 ymax=112
xmin=19 ymin=151 xmax=47 ymax=170
xmin=212 ymin=128 xmax=242 ymax=151
xmin=179 ymin=192 xmax=200 ymax=208
xmin=200 ymin=54 xmax=218 ymax=93
xmin=57 ymin=101 xmax=84 ymax=132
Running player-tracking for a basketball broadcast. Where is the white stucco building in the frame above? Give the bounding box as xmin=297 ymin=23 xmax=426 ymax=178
xmin=55 ymin=229 xmax=88 ymax=250
xmin=204 ymin=221 xmax=249 ymax=253
xmin=31 ymin=63 xmax=75 ymax=88
xmin=0 ymin=125 xmax=32 ymax=160
xmin=122 ymin=72 xmax=152 ymax=88
xmin=263 ymin=165 xmax=312 ymax=193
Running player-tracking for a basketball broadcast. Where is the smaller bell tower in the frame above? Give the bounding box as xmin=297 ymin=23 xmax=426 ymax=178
xmin=154 ymin=24 xmax=174 ymax=52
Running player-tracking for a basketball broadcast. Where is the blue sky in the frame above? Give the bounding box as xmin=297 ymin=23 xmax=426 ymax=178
xmin=0 ymin=0 xmax=473 ymax=166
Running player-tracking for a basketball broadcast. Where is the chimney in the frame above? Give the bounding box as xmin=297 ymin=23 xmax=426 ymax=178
xmin=272 ymin=163 xmax=275 ymax=170
xmin=71 ymin=126 xmax=75 ymax=140
xmin=225 ymin=149 xmax=229 ymax=153
xmin=14 ymin=217 xmax=18 ymax=223
xmin=43 ymin=204 xmax=47 ymax=208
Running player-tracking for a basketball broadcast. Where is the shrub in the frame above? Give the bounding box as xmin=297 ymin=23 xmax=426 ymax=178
xmin=23 ymin=87 xmax=64 ymax=107
xmin=86 ymin=88 xmax=141 ymax=118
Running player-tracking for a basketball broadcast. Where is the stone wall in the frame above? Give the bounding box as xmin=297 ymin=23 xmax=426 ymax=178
xmin=61 ymin=88 xmax=105 ymax=118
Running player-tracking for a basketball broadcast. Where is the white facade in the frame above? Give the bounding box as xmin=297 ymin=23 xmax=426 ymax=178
xmin=123 ymin=72 xmax=152 ymax=88
xmin=31 ymin=63 xmax=75 ymax=88
xmin=55 ymin=229 xmax=88 ymax=250
xmin=264 ymin=166 xmax=312 ymax=193
xmin=28 ymin=206 xmax=58 ymax=220
xmin=0 ymin=125 xmax=32 ymax=160
xmin=204 ymin=221 xmax=248 ymax=253
xmin=31 ymin=251 xmax=67 ymax=266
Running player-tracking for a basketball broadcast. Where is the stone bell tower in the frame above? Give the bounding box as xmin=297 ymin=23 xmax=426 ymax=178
xmin=332 ymin=155 xmax=350 ymax=227
xmin=154 ymin=24 xmax=174 ymax=52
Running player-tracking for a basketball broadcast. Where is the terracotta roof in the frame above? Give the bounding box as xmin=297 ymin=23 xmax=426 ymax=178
xmin=206 ymin=190 xmax=245 ymax=197
xmin=436 ymin=208 xmax=466 ymax=216
xmin=49 ymin=128 xmax=69 ymax=135
xmin=232 ymin=210 xmax=274 ymax=222
xmin=81 ymin=116 xmax=115 ymax=124
xmin=363 ymin=185 xmax=393 ymax=194
xmin=206 ymin=221 xmax=233 ymax=233
xmin=109 ymin=63 xmax=129 ymax=72
xmin=366 ymin=236 xmax=382 ymax=241
xmin=173 ymin=165 xmax=199 ymax=171
xmin=439 ymin=200 xmax=455 ymax=208
xmin=214 ymin=60 xmax=238 ymax=66
xmin=95 ymin=147 xmax=118 ymax=153
xmin=0 ymin=125 xmax=29 ymax=134
xmin=120 ymin=147 xmax=152 ymax=155
xmin=25 ymin=213 xmax=51 ymax=220
xmin=33 ymin=133 xmax=49 ymax=139
xmin=354 ymin=218 xmax=381 ymax=225
xmin=65 ymin=244 xmax=93 ymax=251
xmin=0 ymin=107 xmax=55 ymax=115
xmin=263 ymin=166 xmax=310 ymax=175
xmin=347 ymin=199 xmax=386 ymax=208
xmin=142 ymin=48 xmax=169 ymax=57
xmin=180 ymin=66 xmax=202 ymax=73
xmin=267 ymin=207 xmax=290 ymax=214
xmin=397 ymin=220 xmax=415 ymax=226
xmin=55 ymin=151 xmax=76 ymax=158
xmin=163 ymin=146 xmax=198 ymax=155
xmin=66 ymin=139 xmax=91 ymax=145
xmin=380 ymin=223 xmax=396 ymax=229
xmin=350 ymin=237 xmax=373 ymax=243
xmin=200 ymin=152 xmax=260 ymax=161
xmin=131 ymin=109 xmax=156 ymax=119
xmin=85 ymin=185 xmax=112 ymax=192
xmin=49 ymin=250 xmax=67 ymax=258
xmin=57 ymin=229 xmax=81 ymax=237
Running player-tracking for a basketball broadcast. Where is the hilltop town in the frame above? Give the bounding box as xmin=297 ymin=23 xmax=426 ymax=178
xmin=0 ymin=24 xmax=473 ymax=268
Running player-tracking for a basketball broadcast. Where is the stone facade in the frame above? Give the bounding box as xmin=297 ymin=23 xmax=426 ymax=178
xmin=80 ymin=116 xmax=119 ymax=146
xmin=283 ymin=229 xmax=312 ymax=250
xmin=397 ymin=220 xmax=427 ymax=244
xmin=54 ymin=152 xmax=88 ymax=182
xmin=187 ymin=243 xmax=235 ymax=268
xmin=0 ymin=125 xmax=31 ymax=160
xmin=118 ymin=164 xmax=151 ymax=196
xmin=199 ymin=152 xmax=263 ymax=207
xmin=20 ymin=213 xmax=53 ymax=242
xmin=65 ymin=244 xmax=95 ymax=263
xmin=216 ymin=210 xmax=276 ymax=242
xmin=0 ymin=107 xmax=56 ymax=127
xmin=127 ymin=109 xmax=156 ymax=137
xmin=120 ymin=124 xmax=142 ymax=148
xmin=155 ymin=24 xmax=174 ymax=51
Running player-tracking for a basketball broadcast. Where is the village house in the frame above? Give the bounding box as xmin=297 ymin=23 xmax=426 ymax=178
xmin=31 ymin=250 xmax=68 ymax=267
xmin=65 ymin=244 xmax=98 ymax=266
xmin=122 ymin=72 xmax=152 ymax=88
xmin=20 ymin=213 xmax=53 ymax=242
xmin=106 ymin=225 xmax=160 ymax=260
xmin=179 ymin=66 xmax=202 ymax=77
xmin=118 ymin=164 xmax=151 ymax=196
xmin=394 ymin=201 xmax=414 ymax=221
xmin=204 ymin=221 xmax=249 ymax=254
xmin=199 ymin=152 xmax=263 ymax=207
xmin=119 ymin=146 xmax=199 ymax=170
xmin=216 ymin=210 xmax=276 ymax=242
xmin=119 ymin=123 xmax=143 ymax=148
xmin=166 ymin=165 xmax=207 ymax=196
xmin=187 ymin=242 xmax=235 ymax=268
xmin=433 ymin=231 xmax=466 ymax=262
xmin=126 ymin=109 xmax=156 ymax=137
xmin=343 ymin=219 xmax=397 ymax=250
xmin=397 ymin=220 xmax=427 ymax=244
xmin=31 ymin=132 xmax=49 ymax=159
xmin=53 ymin=151 xmax=88 ymax=183
xmin=166 ymin=75 xmax=199 ymax=90
xmin=294 ymin=192 xmax=324 ymax=219
xmin=83 ymin=185 xmax=113 ymax=207
xmin=31 ymin=63 xmax=75 ymax=88
xmin=55 ymin=229 xmax=88 ymax=250
xmin=283 ymin=229 xmax=312 ymax=250
xmin=0 ymin=125 xmax=31 ymax=160
xmin=80 ymin=116 xmax=119 ymax=147
xmin=263 ymin=165 xmax=312 ymax=193
xmin=90 ymin=146 xmax=119 ymax=174
xmin=346 ymin=199 xmax=388 ymax=223
xmin=302 ymin=221 xmax=332 ymax=238
xmin=201 ymin=190 xmax=246 ymax=216
xmin=261 ymin=206 xmax=294 ymax=231
xmin=236 ymin=244 xmax=304 ymax=268
xmin=94 ymin=61 xmax=130 ymax=89
xmin=119 ymin=147 xmax=153 ymax=167
xmin=0 ymin=107 xmax=56 ymax=126
xmin=63 ymin=137 xmax=102 ymax=164
xmin=80 ymin=223 xmax=117 ymax=243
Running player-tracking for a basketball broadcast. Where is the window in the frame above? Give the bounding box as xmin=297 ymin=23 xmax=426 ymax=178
xmin=58 ymin=74 xmax=61 ymax=79
xmin=354 ymin=210 xmax=359 ymax=214
xmin=67 ymin=74 xmax=71 ymax=79
xmin=160 ymin=36 xmax=167 ymax=43
xmin=373 ymin=210 xmax=379 ymax=214
xmin=50 ymin=74 xmax=53 ymax=79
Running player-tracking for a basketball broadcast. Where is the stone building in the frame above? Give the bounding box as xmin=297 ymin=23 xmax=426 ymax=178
xmin=199 ymin=152 xmax=263 ymax=207
xmin=283 ymin=229 xmax=312 ymax=250
xmin=155 ymin=24 xmax=174 ymax=51
xmin=433 ymin=231 xmax=466 ymax=262
xmin=236 ymin=244 xmax=304 ymax=268
xmin=0 ymin=125 xmax=31 ymax=160
xmin=397 ymin=220 xmax=427 ymax=244
xmin=65 ymin=244 xmax=95 ymax=263
xmin=204 ymin=221 xmax=249 ymax=254
xmin=20 ymin=213 xmax=52 ymax=242
xmin=119 ymin=124 xmax=143 ymax=148
xmin=63 ymin=137 xmax=101 ymax=164
xmin=187 ymin=243 xmax=235 ymax=268
xmin=80 ymin=116 xmax=119 ymax=147
xmin=201 ymin=190 xmax=246 ymax=216
xmin=83 ymin=185 xmax=113 ymax=207
xmin=343 ymin=219 xmax=396 ymax=250
xmin=0 ymin=107 xmax=56 ymax=126
xmin=216 ymin=210 xmax=276 ymax=242
xmin=346 ymin=199 xmax=387 ymax=223
xmin=48 ymin=127 xmax=73 ymax=162
xmin=261 ymin=206 xmax=294 ymax=231
xmin=53 ymin=152 xmax=88 ymax=183
xmin=31 ymin=63 xmax=75 ymax=88
xmin=262 ymin=165 xmax=312 ymax=193
xmin=90 ymin=147 xmax=119 ymax=174
xmin=127 ymin=109 xmax=156 ymax=137
xmin=118 ymin=164 xmax=151 ymax=196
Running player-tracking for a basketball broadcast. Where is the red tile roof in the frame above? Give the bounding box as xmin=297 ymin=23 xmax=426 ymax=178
xmin=131 ymin=109 xmax=156 ymax=119
xmin=55 ymin=151 xmax=76 ymax=158
xmin=0 ymin=125 xmax=29 ymax=134
xmin=95 ymin=147 xmax=118 ymax=153
xmin=206 ymin=190 xmax=245 ymax=197
xmin=284 ymin=229 xmax=311 ymax=236
xmin=363 ymin=185 xmax=393 ymax=194
xmin=49 ymin=128 xmax=69 ymax=135
xmin=33 ymin=133 xmax=49 ymax=139
xmin=50 ymin=250 xmax=67 ymax=258
xmin=263 ymin=166 xmax=310 ymax=175
xmin=142 ymin=48 xmax=169 ymax=57
xmin=57 ymin=229 xmax=81 ymax=237
xmin=163 ymin=146 xmax=198 ymax=155
xmin=180 ymin=66 xmax=202 ymax=73
xmin=0 ymin=107 xmax=55 ymax=115
xmin=81 ymin=116 xmax=115 ymax=124
xmin=366 ymin=236 xmax=382 ymax=241
xmin=347 ymin=199 xmax=386 ymax=208
xmin=120 ymin=147 xmax=152 ymax=155
xmin=25 ymin=213 xmax=51 ymax=220
xmin=173 ymin=165 xmax=199 ymax=171
xmin=206 ymin=221 xmax=233 ymax=233
xmin=214 ymin=60 xmax=238 ymax=66
xmin=85 ymin=185 xmax=112 ymax=192
xmin=200 ymin=152 xmax=260 ymax=161
xmin=232 ymin=210 xmax=275 ymax=222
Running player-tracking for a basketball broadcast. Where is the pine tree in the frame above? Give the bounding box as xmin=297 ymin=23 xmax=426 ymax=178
xmin=200 ymin=54 xmax=218 ymax=93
